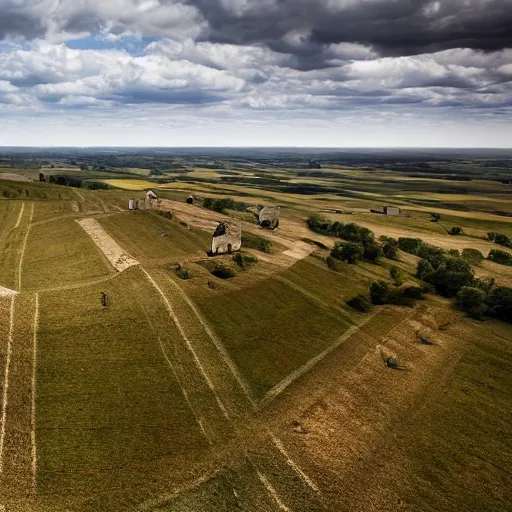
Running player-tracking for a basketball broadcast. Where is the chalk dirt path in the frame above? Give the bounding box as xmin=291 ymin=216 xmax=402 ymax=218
xmin=77 ymin=218 xmax=139 ymax=271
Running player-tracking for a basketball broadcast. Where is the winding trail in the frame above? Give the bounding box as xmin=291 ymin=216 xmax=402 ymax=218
xmin=17 ymin=203 xmax=34 ymax=291
xmin=14 ymin=203 xmax=25 ymax=229
xmin=0 ymin=295 xmax=15 ymax=473
xmin=31 ymin=293 xmax=39 ymax=493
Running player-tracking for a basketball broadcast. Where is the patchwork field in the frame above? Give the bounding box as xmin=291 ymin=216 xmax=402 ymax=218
xmin=0 ymin=161 xmax=511 ymax=512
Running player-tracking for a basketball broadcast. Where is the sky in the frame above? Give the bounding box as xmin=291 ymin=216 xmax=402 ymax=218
xmin=0 ymin=0 xmax=511 ymax=147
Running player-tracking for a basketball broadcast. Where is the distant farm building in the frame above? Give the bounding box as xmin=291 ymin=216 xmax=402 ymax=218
xmin=146 ymin=190 xmax=158 ymax=200
xmin=211 ymin=221 xmax=241 ymax=255
xmin=128 ymin=199 xmax=139 ymax=210
xmin=383 ymin=206 xmax=402 ymax=216
xmin=258 ymin=206 xmax=280 ymax=229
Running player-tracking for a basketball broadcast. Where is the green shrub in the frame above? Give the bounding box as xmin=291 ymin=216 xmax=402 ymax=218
xmin=389 ymin=265 xmax=405 ymax=286
xmin=370 ymin=281 xmax=390 ymax=305
xmin=306 ymin=214 xmax=332 ymax=234
xmin=381 ymin=237 xmax=399 ymax=260
xmin=402 ymin=286 xmax=424 ymax=300
xmin=423 ymin=257 xmax=475 ymax=297
xmin=462 ymin=248 xmax=484 ymax=265
xmin=486 ymin=287 xmax=512 ymax=322
xmin=398 ymin=237 xmax=423 ymax=254
xmin=456 ymin=287 xmax=488 ymax=319
xmin=416 ymin=259 xmax=435 ymax=280
xmin=233 ymin=252 xmax=257 ymax=270
xmin=449 ymin=226 xmax=463 ymax=235
xmin=241 ymin=233 xmax=272 ymax=253
xmin=363 ymin=243 xmax=382 ymax=263
xmin=203 ymin=197 xmax=249 ymax=213
xmin=210 ymin=265 xmax=235 ymax=279
xmin=346 ymin=295 xmax=373 ymax=313
xmin=488 ymin=249 xmax=512 ymax=266
xmin=331 ymin=241 xmax=364 ymax=264
xmin=326 ymin=255 xmax=344 ymax=271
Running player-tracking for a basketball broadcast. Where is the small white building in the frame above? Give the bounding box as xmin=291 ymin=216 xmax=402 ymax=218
xmin=383 ymin=206 xmax=402 ymax=216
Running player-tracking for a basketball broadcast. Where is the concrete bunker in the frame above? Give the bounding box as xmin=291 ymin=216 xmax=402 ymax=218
xmin=258 ymin=206 xmax=280 ymax=229
xmin=210 ymin=221 xmax=241 ymax=255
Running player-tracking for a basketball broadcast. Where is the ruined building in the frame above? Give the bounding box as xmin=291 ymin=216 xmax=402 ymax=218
xmin=258 ymin=206 xmax=280 ymax=229
xmin=211 ymin=221 xmax=241 ymax=255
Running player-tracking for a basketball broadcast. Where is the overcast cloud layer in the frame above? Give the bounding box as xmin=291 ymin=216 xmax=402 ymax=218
xmin=0 ymin=0 xmax=511 ymax=146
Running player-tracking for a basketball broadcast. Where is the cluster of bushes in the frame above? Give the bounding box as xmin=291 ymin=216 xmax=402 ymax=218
xmin=416 ymin=253 xmax=474 ymax=297
xmin=203 ymin=197 xmax=250 ymax=213
xmin=232 ymin=252 xmax=258 ymax=270
xmin=488 ymin=249 xmax=512 ymax=266
xmin=346 ymin=282 xmax=425 ymax=311
xmin=241 ymin=233 xmax=272 ymax=253
xmin=369 ymin=281 xmax=425 ymax=306
xmin=456 ymin=285 xmax=512 ymax=321
xmin=48 ymin=175 xmax=82 ymax=188
xmin=82 ymin=181 xmax=114 ymax=190
xmin=487 ymin=232 xmax=512 ymax=249
xmin=307 ymin=215 xmax=374 ymax=244
xmin=330 ymin=238 xmax=382 ymax=265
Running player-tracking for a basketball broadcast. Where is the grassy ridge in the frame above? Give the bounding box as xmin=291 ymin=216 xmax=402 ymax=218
xmin=195 ymin=276 xmax=351 ymax=398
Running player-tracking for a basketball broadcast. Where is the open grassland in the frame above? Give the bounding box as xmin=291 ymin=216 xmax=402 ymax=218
xmin=36 ymin=269 xmax=209 ymax=510
xmin=21 ymin=217 xmax=114 ymax=291
xmin=385 ymin=320 xmax=512 ymax=512
xmin=99 ymin=211 xmax=211 ymax=262
xmin=193 ymin=274 xmax=352 ymax=398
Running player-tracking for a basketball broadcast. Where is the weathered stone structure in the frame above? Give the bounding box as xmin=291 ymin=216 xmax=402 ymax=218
xmin=258 ymin=206 xmax=280 ymax=229
xmin=210 ymin=221 xmax=241 ymax=255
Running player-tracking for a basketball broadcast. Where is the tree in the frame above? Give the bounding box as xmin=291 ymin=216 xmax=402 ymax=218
xmin=488 ymin=249 xmax=512 ymax=266
xmin=331 ymin=242 xmax=364 ymax=264
xmin=486 ymin=287 xmax=512 ymax=322
xmin=449 ymin=226 xmax=463 ymax=235
xmin=494 ymin=233 xmax=512 ymax=249
xmin=462 ymin=248 xmax=484 ymax=265
xmin=398 ymin=237 xmax=423 ymax=254
xmin=426 ymin=258 xmax=474 ymax=297
xmin=456 ymin=287 xmax=487 ymax=319
xmin=431 ymin=213 xmax=441 ymax=222
xmin=389 ymin=265 xmax=405 ymax=286
xmin=363 ymin=243 xmax=382 ymax=263
xmin=416 ymin=259 xmax=434 ymax=280
xmin=381 ymin=237 xmax=399 ymax=260
xmin=346 ymin=295 xmax=373 ymax=312
xmin=370 ymin=281 xmax=390 ymax=305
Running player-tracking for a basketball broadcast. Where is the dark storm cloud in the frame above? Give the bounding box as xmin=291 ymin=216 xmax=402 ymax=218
xmin=0 ymin=8 xmax=45 ymax=40
xmin=187 ymin=0 xmax=512 ymax=64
